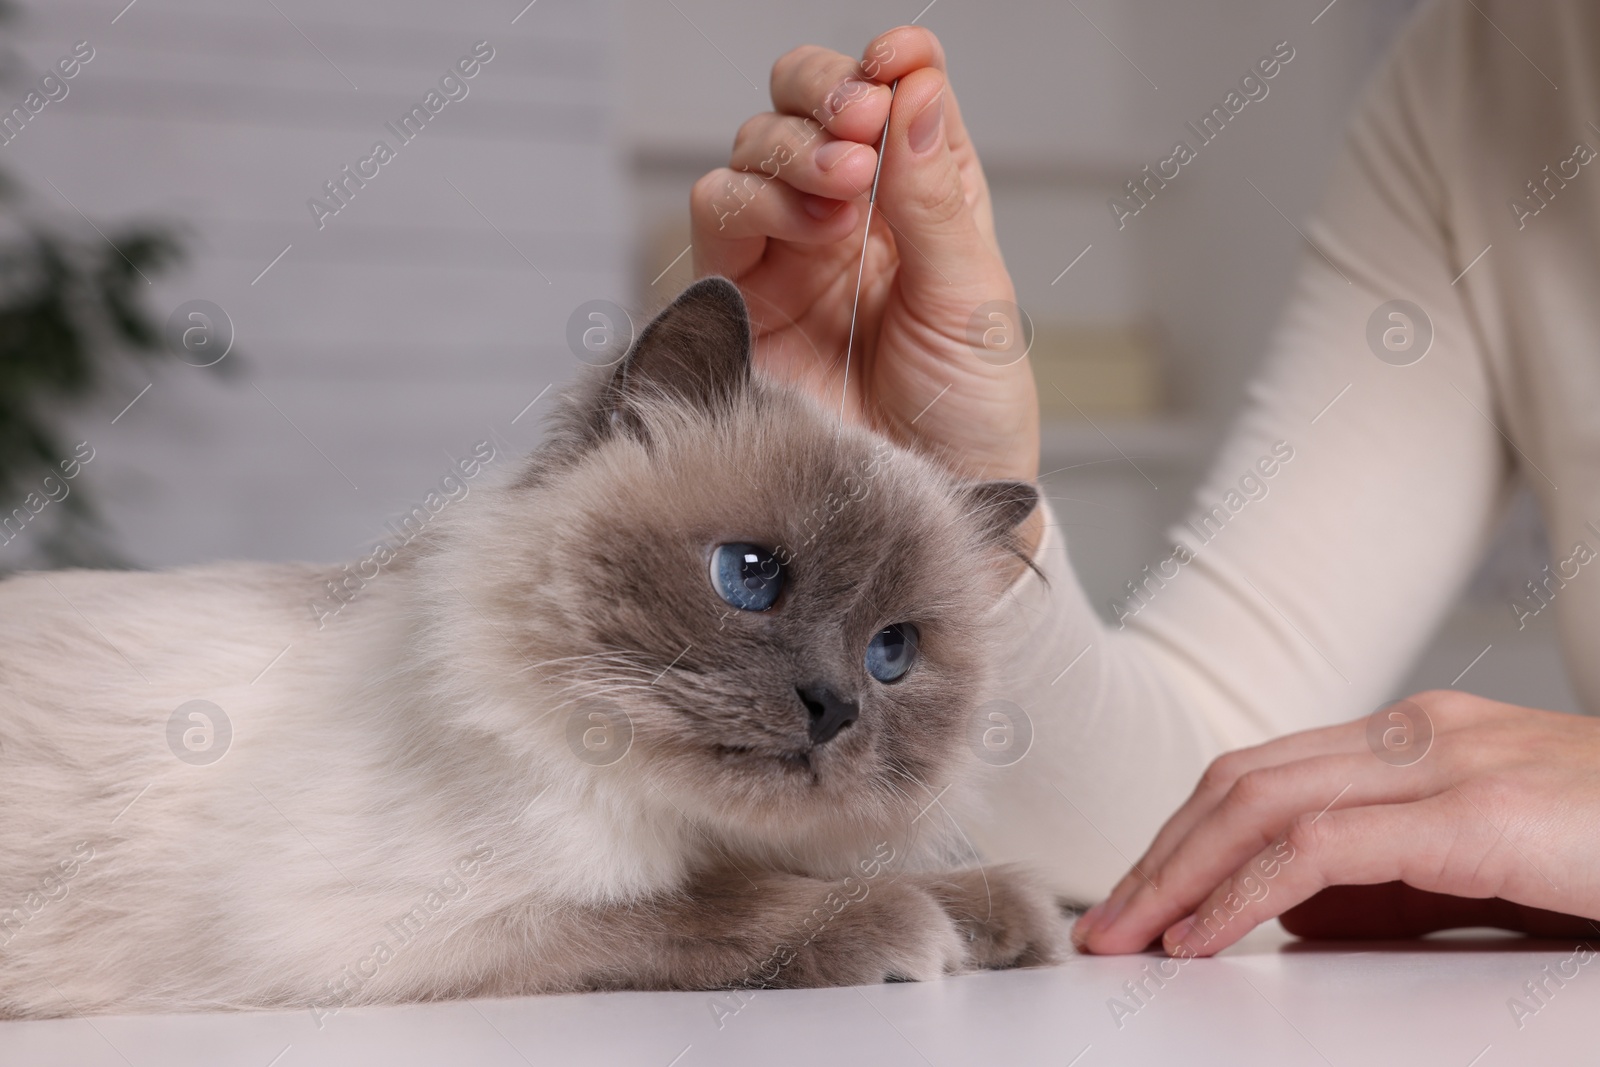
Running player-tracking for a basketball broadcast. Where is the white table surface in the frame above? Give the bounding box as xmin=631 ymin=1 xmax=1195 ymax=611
xmin=2 ymin=924 xmax=1593 ymax=1067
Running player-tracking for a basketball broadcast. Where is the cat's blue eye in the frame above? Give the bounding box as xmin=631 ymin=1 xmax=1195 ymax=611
xmin=865 ymin=623 xmax=918 ymax=683
xmin=710 ymin=543 xmax=784 ymax=612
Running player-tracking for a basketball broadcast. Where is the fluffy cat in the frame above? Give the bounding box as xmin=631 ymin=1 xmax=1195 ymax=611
xmin=0 ymin=277 xmax=1061 ymax=1019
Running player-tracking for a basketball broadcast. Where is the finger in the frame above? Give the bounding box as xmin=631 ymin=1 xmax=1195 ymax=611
xmin=1084 ymin=719 xmax=1372 ymax=937
xmin=769 ymin=43 xmax=894 ymax=143
xmin=728 ymin=113 xmax=880 ymax=200
xmin=1082 ymin=751 xmax=1441 ymax=954
xmin=689 ymin=167 xmax=860 ymax=280
xmin=853 ymin=27 xmax=975 ymax=152
xmin=766 ymin=27 xmax=975 ymax=151
xmin=867 ymin=66 xmax=996 ymax=308
xmin=1161 ymin=797 xmax=1475 ymax=958
xmin=857 ymin=27 xmax=1000 ymax=252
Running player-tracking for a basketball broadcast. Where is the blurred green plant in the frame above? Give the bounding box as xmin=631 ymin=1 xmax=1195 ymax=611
xmin=0 ymin=0 xmax=189 ymax=569
xmin=0 ymin=221 xmax=186 ymax=568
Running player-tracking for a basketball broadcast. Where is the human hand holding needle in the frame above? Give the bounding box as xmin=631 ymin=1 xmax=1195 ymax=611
xmin=688 ymin=26 xmax=1041 ymax=554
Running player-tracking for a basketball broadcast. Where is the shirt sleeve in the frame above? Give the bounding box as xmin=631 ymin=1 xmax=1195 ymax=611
xmin=964 ymin=0 xmax=1515 ymax=902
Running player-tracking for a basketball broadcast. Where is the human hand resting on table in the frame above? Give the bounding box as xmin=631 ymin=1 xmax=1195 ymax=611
xmin=1073 ymin=690 xmax=1600 ymax=956
xmin=689 ymin=27 xmax=1041 ymax=549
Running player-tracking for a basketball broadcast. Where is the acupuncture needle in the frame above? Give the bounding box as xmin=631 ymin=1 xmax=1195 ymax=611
xmin=839 ymin=77 xmax=898 ymax=424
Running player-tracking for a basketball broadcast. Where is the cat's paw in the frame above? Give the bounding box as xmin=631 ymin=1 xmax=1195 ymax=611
xmin=913 ymin=864 xmax=1065 ymax=972
xmin=547 ymin=864 xmax=1063 ymax=992
xmin=757 ymin=867 xmax=1061 ymax=987
xmin=758 ymin=878 xmax=969 ymax=987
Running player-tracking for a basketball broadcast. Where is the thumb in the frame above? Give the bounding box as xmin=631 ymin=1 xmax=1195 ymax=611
xmin=874 ymin=67 xmax=1007 ymax=312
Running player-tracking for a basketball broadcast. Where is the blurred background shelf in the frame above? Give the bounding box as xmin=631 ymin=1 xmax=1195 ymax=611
xmin=1039 ymin=417 xmax=1208 ymax=471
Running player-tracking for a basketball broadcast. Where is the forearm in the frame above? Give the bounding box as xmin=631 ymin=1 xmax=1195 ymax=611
xmin=965 ymin=507 xmax=1225 ymax=903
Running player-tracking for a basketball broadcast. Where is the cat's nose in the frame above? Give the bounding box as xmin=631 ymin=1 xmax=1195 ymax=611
xmin=797 ymin=685 xmax=859 ymax=745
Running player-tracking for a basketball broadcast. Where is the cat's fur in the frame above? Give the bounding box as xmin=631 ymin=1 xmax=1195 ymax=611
xmin=0 ymin=277 xmax=1061 ymax=1019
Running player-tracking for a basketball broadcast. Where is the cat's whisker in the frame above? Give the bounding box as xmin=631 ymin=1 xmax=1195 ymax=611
xmin=538 ymin=682 xmax=656 ymax=718
xmin=537 ymin=659 xmax=660 ymax=680
xmin=539 ymin=671 xmax=659 ymax=693
xmin=514 ymin=650 xmax=658 ymax=676
xmin=544 ymin=684 xmax=643 ymax=710
xmin=546 ymin=674 xmax=658 ymax=697
xmin=878 ymin=765 xmax=938 ymax=824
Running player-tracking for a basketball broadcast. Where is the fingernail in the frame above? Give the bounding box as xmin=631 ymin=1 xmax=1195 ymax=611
xmin=1163 ymin=914 xmax=1198 ymax=956
xmin=803 ymin=195 xmax=844 ymax=220
xmin=1073 ymin=893 xmax=1130 ymax=950
xmin=814 ymin=141 xmax=862 ymax=172
xmin=1071 ymin=903 xmax=1105 ymax=948
xmin=828 ymin=79 xmax=874 ymax=118
xmin=908 ymin=92 xmax=944 ymax=154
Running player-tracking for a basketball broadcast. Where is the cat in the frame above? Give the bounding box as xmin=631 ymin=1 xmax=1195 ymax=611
xmin=0 ymin=276 xmax=1062 ymax=1020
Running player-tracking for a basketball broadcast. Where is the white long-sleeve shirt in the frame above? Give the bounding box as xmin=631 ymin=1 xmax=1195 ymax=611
xmin=971 ymin=0 xmax=1600 ymax=902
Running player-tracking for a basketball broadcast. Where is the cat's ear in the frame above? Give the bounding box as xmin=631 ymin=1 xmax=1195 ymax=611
xmin=604 ymin=276 xmax=751 ymax=430
xmin=960 ymin=480 xmax=1039 ymax=549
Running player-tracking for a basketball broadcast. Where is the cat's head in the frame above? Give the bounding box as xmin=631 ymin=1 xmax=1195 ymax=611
xmin=428 ymin=278 xmax=1037 ymax=854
